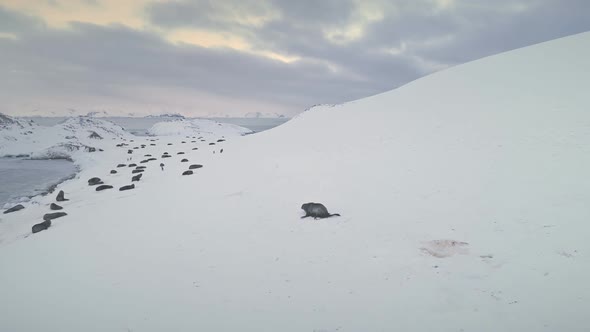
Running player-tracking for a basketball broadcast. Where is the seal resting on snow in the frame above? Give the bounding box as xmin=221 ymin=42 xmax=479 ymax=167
xmin=301 ymin=203 xmax=340 ymax=219
xmin=182 ymin=170 xmax=193 ymax=176
xmin=132 ymin=173 xmax=142 ymax=182
xmin=119 ymin=184 xmax=135 ymax=191
xmin=96 ymin=185 xmax=113 ymax=191
xmin=50 ymin=203 xmax=63 ymax=210
xmin=110 ymin=170 xmax=117 ymax=174
xmin=32 ymin=220 xmax=51 ymax=234
xmin=181 ymin=158 xmax=188 ymax=162
xmin=88 ymin=177 xmax=103 ymax=186
xmin=56 ymin=190 xmax=69 ymax=202
xmin=3 ymin=204 xmax=24 ymax=214
xmin=43 ymin=212 xmax=67 ymax=221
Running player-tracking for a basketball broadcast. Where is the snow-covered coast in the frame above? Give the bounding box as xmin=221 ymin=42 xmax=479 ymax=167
xmin=1 ymin=32 xmax=589 ymax=332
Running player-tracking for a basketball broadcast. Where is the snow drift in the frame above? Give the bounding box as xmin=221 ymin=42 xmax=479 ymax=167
xmin=0 ymin=32 xmax=589 ymax=332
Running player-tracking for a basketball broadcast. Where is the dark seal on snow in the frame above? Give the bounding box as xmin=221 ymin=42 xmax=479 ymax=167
xmin=182 ymin=170 xmax=193 ymax=176
xmin=177 ymin=152 xmax=185 ymax=155
xmin=128 ymin=163 xmax=137 ymax=167
xmin=88 ymin=177 xmax=103 ymax=186
xmin=50 ymin=203 xmax=63 ymax=210
xmin=96 ymin=185 xmax=114 ymax=191
xmin=136 ymin=166 xmax=146 ymax=169
xmin=301 ymin=202 xmax=340 ymax=219
xmin=43 ymin=212 xmax=67 ymax=221
xmin=119 ymin=184 xmax=135 ymax=191
xmin=131 ymin=169 xmax=144 ymax=174
xmin=32 ymin=220 xmax=51 ymax=234
xmin=117 ymin=164 xmax=126 ymax=168
xmin=192 ymin=147 xmax=198 ymax=150
xmin=132 ymin=173 xmax=143 ymax=182
xmin=110 ymin=170 xmax=117 ymax=174
xmin=181 ymin=158 xmax=189 ymax=162
xmin=188 ymin=164 xmax=203 ymax=169
xmin=56 ymin=190 xmax=69 ymax=202
xmin=3 ymin=204 xmax=24 ymax=214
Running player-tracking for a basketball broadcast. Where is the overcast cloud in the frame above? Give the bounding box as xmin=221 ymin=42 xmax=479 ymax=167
xmin=0 ymin=0 xmax=589 ymax=117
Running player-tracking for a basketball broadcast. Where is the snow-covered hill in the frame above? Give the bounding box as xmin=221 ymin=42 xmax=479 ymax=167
xmin=0 ymin=32 xmax=589 ymax=332
xmin=0 ymin=114 xmax=131 ymax=161
xmin=148 ymin=118 xmax=253 ymax=136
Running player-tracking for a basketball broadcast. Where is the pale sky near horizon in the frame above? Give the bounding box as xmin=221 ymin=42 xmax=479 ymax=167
xmin=0 ymin=0 xmax=589 ymax=117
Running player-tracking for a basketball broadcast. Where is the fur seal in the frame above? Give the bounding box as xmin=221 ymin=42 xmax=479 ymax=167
xmin=96 ymin=185 xmax=114 ymax=191
xmin=3 ymin=204 xmax=24 ymax=214
xmin=43 ymin=212 xmax=67 ymax=221
xmin=32 ymin=220 xmax=51 ymax=233
xmin=301 ymin=203 xmax=340 ymax=219
xmin=88 ymin=177 xmax=103 ymax=186
xmin=50 ymin=203 xmax=63 ymax=210
xmin=56 ymin=190 xmax=69 ymax=202
xmin=119 ymin=184 xmax=135 ymax=191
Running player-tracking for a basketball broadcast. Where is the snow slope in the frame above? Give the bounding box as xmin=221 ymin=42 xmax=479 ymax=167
xmin=1 ymin=32 xmax=589 ymax=332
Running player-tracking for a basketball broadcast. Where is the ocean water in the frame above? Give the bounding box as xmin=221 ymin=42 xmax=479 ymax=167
xmin=1 ymin=117 xmax=289 ymax=207
xmin=0 ymin=158 xmax=77 ymax=207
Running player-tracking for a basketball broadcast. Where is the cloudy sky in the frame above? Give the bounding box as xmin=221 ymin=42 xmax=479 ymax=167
xmin=1 ymin=0 xmax=589 ymax=117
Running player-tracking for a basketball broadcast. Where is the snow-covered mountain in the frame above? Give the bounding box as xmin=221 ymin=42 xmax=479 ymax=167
xmin=244 ymin=111 xmax=287 ymax=118
xmin=1 ymin=32 xmax=589 ymax=332
xmin=148 ymin=118 xmax=253 ymax=136
xmin=0 ymin=114 xmax=131 ymax=160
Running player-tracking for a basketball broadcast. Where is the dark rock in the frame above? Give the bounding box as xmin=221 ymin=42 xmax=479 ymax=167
xmin=43 ymin=212 xmax=67 ymax=221
xmin=132 ymin=169 xmax=144 ymax=174
xmin=119 ymin=184 xmax=135 ymax=191
xmin=181 ymin=159 xmax=188 ymax=162
xmin=189 ymin=164 xmax=203 ymax=169
xmin=56 ymin=190 xmax=69 ymax=202
xmin=86 ymin=147 xmax=96 ymax=152
xmin=96 ymin=185 xmax=114 ymax=191
xmin=32 ymin=220 xmax=51 ymax=234
xmin=88 ymin=177 xmax=103 ymax=186
xmin=3 ymin=204 xmax=25 ymax=214
xmin=128 ymin=163 xmax=137 ymax=167
xmin=177 ymin=152 xmax=185 ymax=155
xmin=110 ymin=170 xmax=117 ymax=174
xmin=182 ymin=170 xmax=193 ymax=176
xmin=50 ymin=203 xmax=63 ymax=210
xmin=117 ymin=164 xmax=126 ymax=167
xmin=132 ymin=173 xmax=143 ymax=182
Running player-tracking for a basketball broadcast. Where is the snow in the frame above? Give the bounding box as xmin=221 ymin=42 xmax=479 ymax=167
xmin=147 ymin=118 xmax=253 ymax=136
xmin=1 ymin=31 xmax=589 ymax=331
